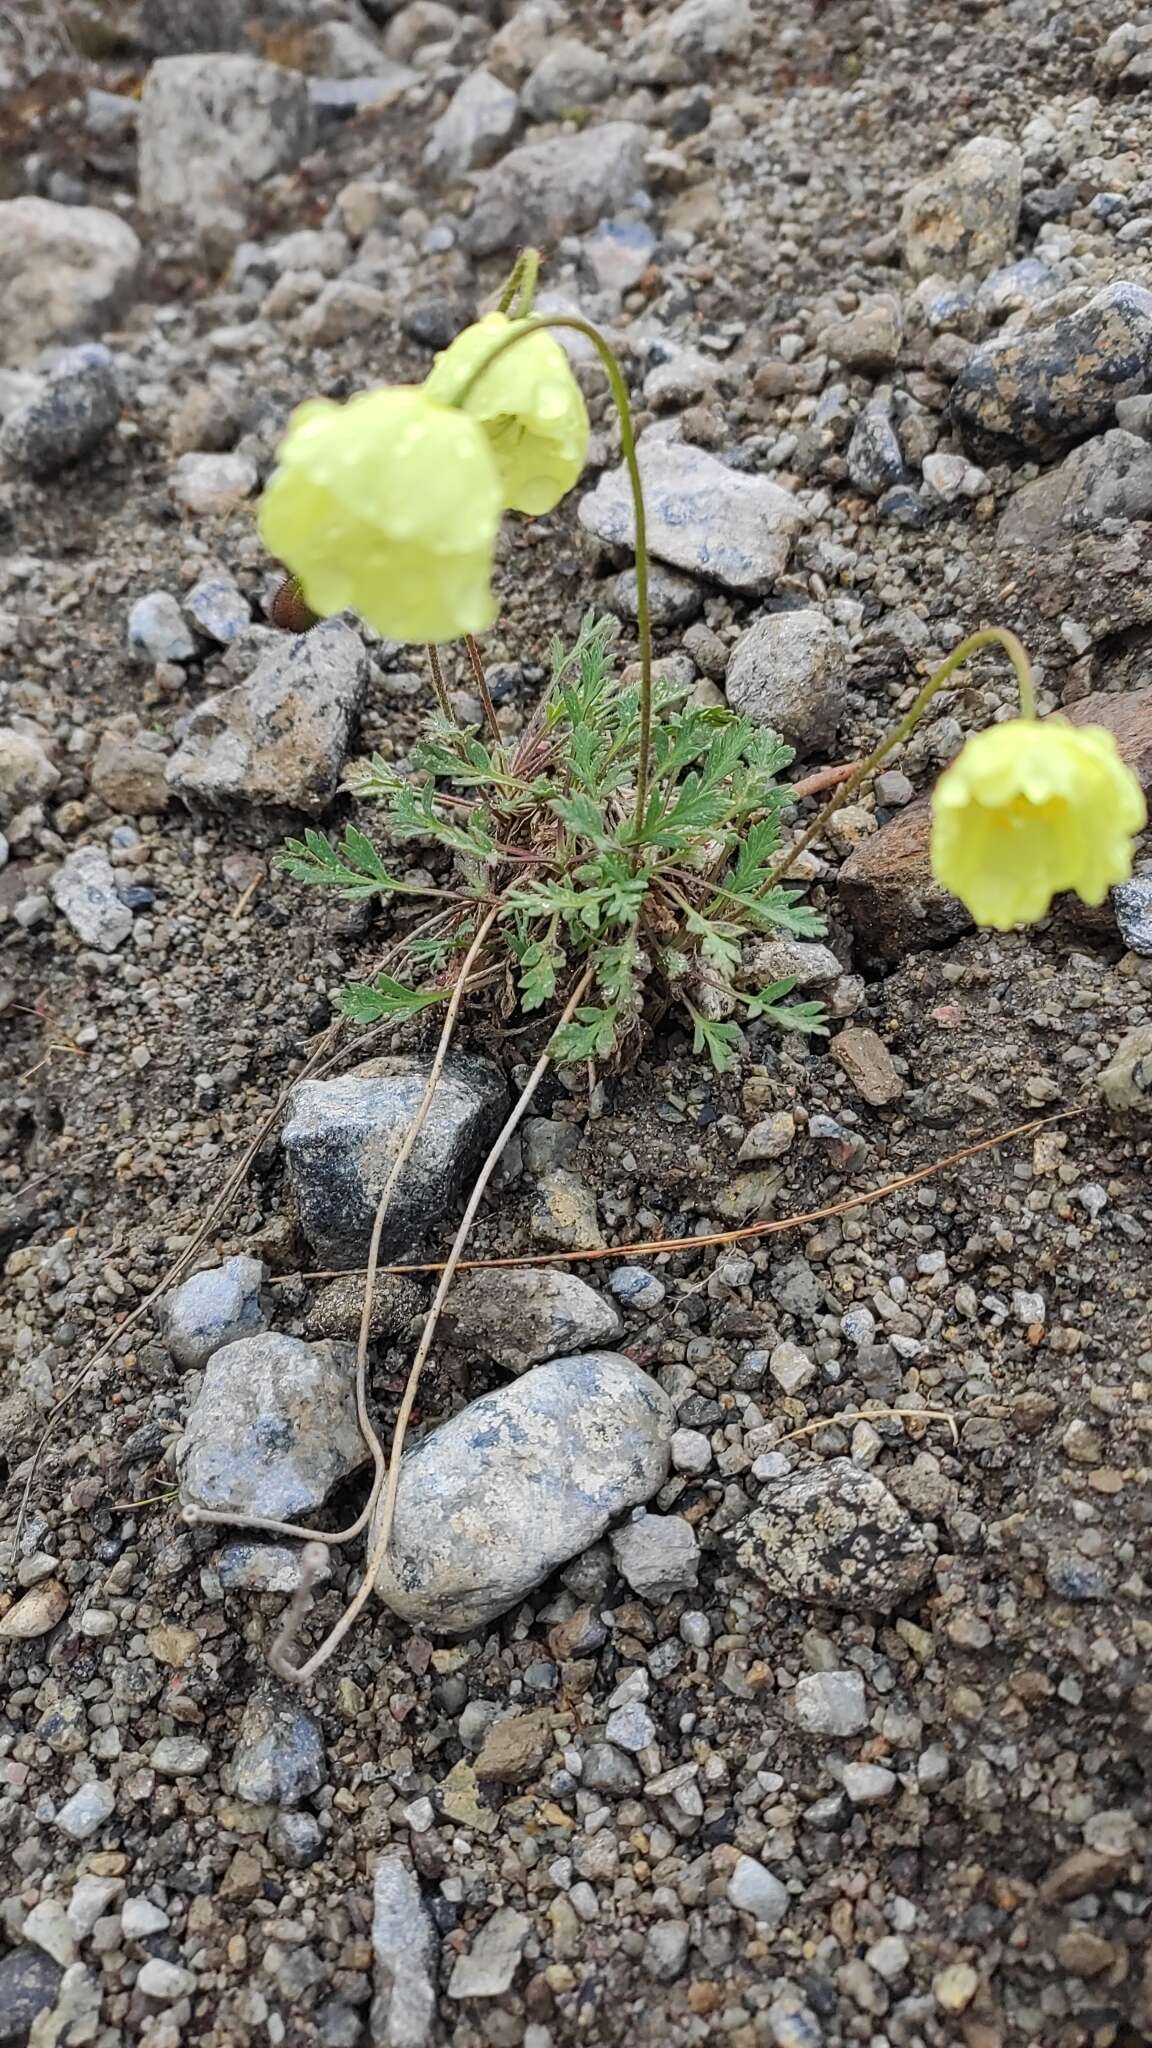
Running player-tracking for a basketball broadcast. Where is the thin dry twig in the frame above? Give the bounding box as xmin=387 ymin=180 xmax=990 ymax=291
xmin=269 ymin=961 xmax=597 ymax=1684
xmin=775 ymin=1405 xmax=985 ymax=1449
xmin=295 ymin=1107 xmax=1081 ymax=1283
xmin=789 ymin=762 xmax=857 ymax=801
xmin=182 ymin=908 xmax=500 ymax=1551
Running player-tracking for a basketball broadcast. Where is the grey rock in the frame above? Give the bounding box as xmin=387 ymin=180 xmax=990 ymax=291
xmin=627 ymin=0 xmax=752 ymax=84
xmin=745 ymin=936 xmax=842 ymax=988
xmin=729 ymin=1459 xmax=935 ymax=1609
xmin=54 ymin=1781 xmax=115 ymax=1840
xmin=900 ymin=134 xmax=1023 ymax=280
xmin=841 ymin=1761 xmax=897 ymax=1805
xmin=611 ymin=562 xmax=702 ymax=625
xmin=0 ymin=1946 xmax=62 ymax=2045
xmin=1096 ymin=18 xmax=1152 ymax=82
xmin=921 ymin=449 xmax=989 ymax=502
xmin=151 ymin=1736 xmax=211 ymax=1778
xmin=51 ymin=845 xmax=132 ymax=952
xmin=166 ymin=617 xmax=368 ymax=813
xmin=847 ymin=403 xmax=907 ymax=496
xmin=169 ymin=449 xmax=258 ymax=514
xmin=163 ymin=1255 xmax=266 ymax=1368
xmin=952 ymin=282 xmax=1152 ymax=450
xmin=439 ymin=1267 xmax=623 ymax=1372
xmin=137 ymin=1957 xmax=195 ymax=2001
xmin=270 ymin=1811 xmax=323 ymax=1867
xmin=725 ymin=609 xmax=845 ymax=753
xmin=177 ymin=1333 xmax=367 ymax=1520
xmin=522 ymin=39 xmax=615 ymax=120
xmin=425 ymin=67 xmax=519 ymax=177
xmin=282 ymin=1052 xmax=509 ymax=1266
xmin=0 ymin=198 xmax=141 ymax=367
xmin=232 ymin=1689 xmax=324 ymax=1807
xmin=643 ymin=1920 xmax=690 ymax=1980
xmin=765 ymin=1993 xmax=824 ymax=2048
xmin=0 ymin=345 xmax=120 ymax=476
xmin=609 ymin=1266 xmax=666 ymax=1309
xmin=184 ymin=572 xmax=250 ymax=644
xmin=372 ymin=1353 xmax=673 ymax=1632
xmin=90 ymin=720 xmax=171 ymax=814
xmin=727 ymin=1854 xmax=789 ymax=1925
xmin=0 ymin=726 xmax=58 ymax=822
xmin=217 ymin=1542 xmax=330 ymax=1595
xmin=139 ymin=56 xmax=315 ymax=254
xmin=794 ymin=1669 xmax=868 ymax=1737
xmin=582 ymin=219 xmax=658 ymax=296
xmin=297 ymin=279 xmax=391 ymax=347
xmin=134 ymin=0 xmax=246 ymax=53
xmin=998 ymin=429 xmax=1152 ymax=545
xmin=580 ymin=1741 xmax=643 ymax=1796
xmin=581 ymin=432 xmax=805 ymax=593
xmin=127 ymin=590 xmax=197 ymax=664
xmin=610 ymin=1512 xmax=699 ymax=1600
xmin=1097 ymin=1023 xmax=1152 ymax=1113
xmin=1112 ymin=876 xmax=1152 ymax=954
xmin=370 ymin=1857 xmax=437 ymax=2048
xmin=643 ymin=345 xmax=721 ymax=409
xmin=467 ymin=122 xmax=648 ymax=255
xmin=448 ymin=1908 xmax=529 ymax=1999
xmin=604 ymin=1700 xmax=655 ymax=1751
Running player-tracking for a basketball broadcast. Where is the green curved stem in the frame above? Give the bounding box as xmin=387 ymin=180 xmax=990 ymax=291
xmin=451 ymin=314 xmax=653 ymax=854
xmin=765 ymin=626 xmax=1035 ymax=890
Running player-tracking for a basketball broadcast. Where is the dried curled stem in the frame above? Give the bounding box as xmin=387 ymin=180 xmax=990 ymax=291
xmin=182 ymin=906 xmax=500 ymax=1552
xmin=270 ymin=961 xmax=596 ymax=1684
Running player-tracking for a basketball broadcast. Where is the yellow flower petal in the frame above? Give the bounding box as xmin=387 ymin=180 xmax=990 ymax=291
xmin=258 ymin=387 xmax=503 ymax=645
xmin=930 ymin=717 xmax=1147 ymax=929
xmin=423 ymin=312 xmax=589 ymax=516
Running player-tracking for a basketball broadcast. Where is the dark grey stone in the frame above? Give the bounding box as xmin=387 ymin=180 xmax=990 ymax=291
xmin=0 ymin=1947 xmax=63 ymax=2047
xmin=282 ymin=1052 xmax=509 ymax=1266
xmin=952 ymin=280 xmax=1152 ymax=450
xmin=0 ymin=345 xmax=120 ymax=476
xmin=232 ymin=1689 xmax=325 ymax=1807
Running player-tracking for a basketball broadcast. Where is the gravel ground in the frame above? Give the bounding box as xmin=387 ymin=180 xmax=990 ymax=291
xmin=1 ymin=2 xmax=1151 ymax=2045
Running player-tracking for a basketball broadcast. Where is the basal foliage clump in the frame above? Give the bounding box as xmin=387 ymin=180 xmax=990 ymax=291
xmin=283 ymin=613 xmax=828 ymax=1074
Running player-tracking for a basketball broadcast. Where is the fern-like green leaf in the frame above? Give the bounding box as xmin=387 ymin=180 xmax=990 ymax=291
xmin=744 ymin=980 xmax=828 ymax=1035
xmin=550 ymin=1003 xmax=620 ymax=1063
xmin=687 ymin=1008 xmax=743 ymax=1075
xmin=336 ymin=975 xmax=449 ymax=1024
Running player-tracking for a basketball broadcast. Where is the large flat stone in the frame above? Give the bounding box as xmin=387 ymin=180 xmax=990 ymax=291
xmin=580 ymin=431 xmax=805 ymax=594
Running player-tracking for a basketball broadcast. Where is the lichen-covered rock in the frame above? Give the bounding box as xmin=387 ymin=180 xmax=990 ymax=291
xmin=466 ymin=122 xmax=648 ymax=255
xmin=952 ymin=281 xmax=1152 ymax=450
xmin=282 ymin=1053 xmax=509 ymax=1266
xmin=900 ymin=134 xmax=1022 ymax=280
xmin=581 ymin=433 xmax=806 ymax=594
xmin=177 ymin=1333 xmax=366 ymax=1520
xmin=439 ymin=1267 xmax=623 ymax=1372
xmin=165 ymin=618 xmax=367 ymax=813
xmin=0 ymin=198 xmax=141 ymax=367
xmin=373 ymin=1354 xmax=674 ymax=1631
xmin=728 ymin=1459 xmax=936 ymax=1610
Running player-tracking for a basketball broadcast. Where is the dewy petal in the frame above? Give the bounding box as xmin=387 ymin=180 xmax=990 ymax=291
xmin=930 ymin=718 xmax=1146 ymax=928
xmin=258 ymin=386 xmax=504 ymax=645
xmin=424 ymin=311 xmax=590 ymax=516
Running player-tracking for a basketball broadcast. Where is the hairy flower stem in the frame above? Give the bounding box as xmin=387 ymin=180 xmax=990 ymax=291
xmin=451 ymin=314 xmax=653 ymax=857
xmin=496 ymin=247 xmax=540 ymax=318
xmin=425 ymin=642 xmax=456 ymax=724
xmin=464 ymin=633 xmax=506 ymax=756
xmin=765 ymin=626 xmax=1036 ymax=889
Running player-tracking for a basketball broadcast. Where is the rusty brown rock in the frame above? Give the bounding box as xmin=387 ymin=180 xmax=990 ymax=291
xmin=839 ymin=687 xmax=1152 ymax=957
xmin=474 ymin=1710 xmax=555 ymax=1784
xmin=831 ymin=1026 xmax=904 ymax=1105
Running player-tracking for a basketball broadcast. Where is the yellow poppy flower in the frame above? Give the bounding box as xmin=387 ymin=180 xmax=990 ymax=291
xmin=258 ymin=387 xmax=503 ymax=645
xmin=423 ymin=311 xmax=589 ymax=516
xmin=930 ymin=717 xmax=1146 ymax=929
